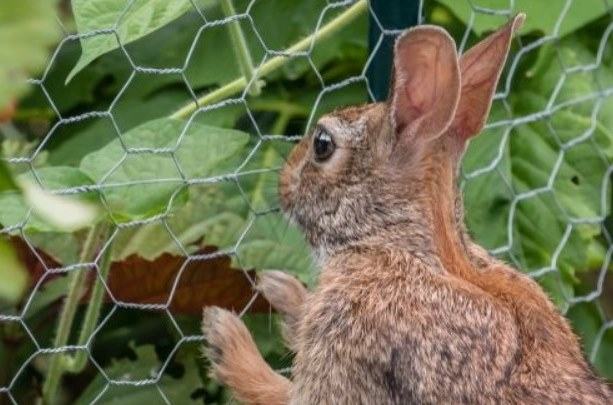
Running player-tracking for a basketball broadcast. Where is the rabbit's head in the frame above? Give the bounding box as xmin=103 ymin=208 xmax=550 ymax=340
xmin=280 ymin=15 xmax=524 ymax=258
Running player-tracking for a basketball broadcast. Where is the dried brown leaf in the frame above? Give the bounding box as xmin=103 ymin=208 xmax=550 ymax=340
xmin=107 ymin=247 xmax=270 ymax=314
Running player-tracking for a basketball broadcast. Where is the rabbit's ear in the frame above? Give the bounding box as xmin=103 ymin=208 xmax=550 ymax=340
xmin=450 ymin=14 xmax=525 ymax=141
xmin=391 ymin=26 xmax=461 ymax=145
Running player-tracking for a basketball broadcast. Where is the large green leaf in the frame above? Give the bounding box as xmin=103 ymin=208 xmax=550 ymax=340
xmin=44 ymin=0 xmax=366 ymax=167
xmin=0 ymin=0 xmax=61 ymax=108
xmin=463 ymin=31 xmax=612 ymax=306
xmin=112 ymin=142 xmax=314 ymax=280
xmin=509 ymin=36 xmax=613 ymax=224
xmin=436 ymin=0 xmax=609 ymax=37
xmin=0 ymin=238 xmax=29 ymax=305
xmin=113 ymin=181 xmax=247 ymax=260
xmin=79 ymin=118 xmax=249 ymax=220
xmin=67 ymin=0 xmax=198 ymax=82
xmin=48 ymin=89 xmax=242 ymax=166
xmin=67 ymin=0 xmax=367 ymax=90
xmin=462 ymin=103 xmax=514 ymax=251
xmin=113 ymin=190 xmax=314 ymax=282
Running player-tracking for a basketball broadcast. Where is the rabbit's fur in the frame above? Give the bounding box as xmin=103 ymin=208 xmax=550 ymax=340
xmin=202 ymin=15 xmax=612 ymax=404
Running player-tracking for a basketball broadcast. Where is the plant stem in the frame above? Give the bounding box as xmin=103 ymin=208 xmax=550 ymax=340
xmin=249 ymin=99 xmax=309 ymax=116
xmin=171 ymin=0 xmax=367 ymax=120
xmin=220 ymin=0 xmax=262 ymax=96
xmin=41 ymin=225 xmax=108 ymax=404
xmin=271 ymin=111 xmax=292 ymax=135
xmin=63 ymin=229 xmax=113 ymax=373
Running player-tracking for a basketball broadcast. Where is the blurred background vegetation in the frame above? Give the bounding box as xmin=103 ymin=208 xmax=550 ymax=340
xmin=0 ymin=0 xmax=611 ymax=403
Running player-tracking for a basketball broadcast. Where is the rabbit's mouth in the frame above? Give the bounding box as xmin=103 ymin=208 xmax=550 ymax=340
xmin=278 ymin=137 xmax=309 ymax=216
xmin=277 ymin=166 xmax=298 ymax=221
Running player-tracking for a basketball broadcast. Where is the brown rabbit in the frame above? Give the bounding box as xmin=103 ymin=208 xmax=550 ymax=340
xmin=202 ymin=14 xmax=612 ymax=404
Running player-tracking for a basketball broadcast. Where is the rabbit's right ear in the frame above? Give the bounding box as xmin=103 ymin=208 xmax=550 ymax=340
xmin=449 ymin=14 xmax=525 ymax=142
xmin=390 ymin=26 xmax=461 ymax=147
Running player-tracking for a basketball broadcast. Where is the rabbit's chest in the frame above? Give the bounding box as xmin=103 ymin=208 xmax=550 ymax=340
xmin=291 ymin=285 xmax=412 ymax=403
xmin=296 ymin=262 xmax=433 ymax=348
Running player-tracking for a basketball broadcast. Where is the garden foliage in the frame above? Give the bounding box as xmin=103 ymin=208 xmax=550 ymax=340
xmin=0 ymin=0 xmax=611 ymax=403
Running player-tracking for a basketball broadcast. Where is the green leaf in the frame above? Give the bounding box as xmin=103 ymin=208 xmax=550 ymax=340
xmin=0 ymin=166 xmax=100 ymax=232
xmin=112 ymin=142 xmax=314 ymax=281
xmin=68 ymin=0 xmax=196 ymax=82
xmin=48 ymin=88 xmax=242 ymax=166
xmin=0 ymin=238 xmax=29 ymax=305
xmin=237 ymin=213 xmax=314 ymax=283
xmin=75 ymin=344 xmax=204 ymax=404
xmin=66 ymin=0 xmax=367 ymax=99
xmin=0 ymin=160 xmax=18 ymax=192
xmin=463 ymin=34 xmax=612 ymax=306
xmin=464 ymin=112 xmax=605 ymax=304
xmin=435 ymin=0 xmax=609 ymax=37
xmin=79 ymin=118 xmax=250 ymax=220
xmin=0 ymin=0 xmax=61 ymax=107
xmin=567 ymin=301 xmax=613 ymax=379
xmin=462 ymin=109 xmax=513 ymax=251
xmin=26 ymin=232 xmax=81 ymax=265
xmin=113 ymin=181 xmax=247 ymax=260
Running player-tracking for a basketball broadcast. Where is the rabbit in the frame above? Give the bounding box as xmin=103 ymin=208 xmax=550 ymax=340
xmin=202 ymin=14 xmax=612 ymax=404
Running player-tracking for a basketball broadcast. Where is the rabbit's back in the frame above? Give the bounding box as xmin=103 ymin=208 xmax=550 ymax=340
xmin=290 ymin=250 xmax=612 ymax=404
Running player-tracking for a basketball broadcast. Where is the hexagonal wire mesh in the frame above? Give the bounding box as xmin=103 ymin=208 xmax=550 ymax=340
xmin=0 ymin=0 xmax=611 ymax=403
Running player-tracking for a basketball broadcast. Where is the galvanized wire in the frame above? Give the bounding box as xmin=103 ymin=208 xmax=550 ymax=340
xmin=0 ymin=0 xmax=611 ymax=403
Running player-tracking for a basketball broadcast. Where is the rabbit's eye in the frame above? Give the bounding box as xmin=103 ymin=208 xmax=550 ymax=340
xmin=313 ymin=129 xmax=335 ymax=162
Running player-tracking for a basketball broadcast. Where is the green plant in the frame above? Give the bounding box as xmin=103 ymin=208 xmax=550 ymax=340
xmin=0 ymin=0 xmax=611 ymax=403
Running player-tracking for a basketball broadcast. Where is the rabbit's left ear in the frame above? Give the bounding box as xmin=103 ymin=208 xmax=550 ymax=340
xmin=449 ymin=14 xmax=525 ymax=141
xmin=390 ymin=26 xmax=461 ymax=145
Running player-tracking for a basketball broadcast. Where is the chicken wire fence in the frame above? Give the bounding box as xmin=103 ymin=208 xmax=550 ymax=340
xmin=0 ymin=0 xmax=611 ymax=403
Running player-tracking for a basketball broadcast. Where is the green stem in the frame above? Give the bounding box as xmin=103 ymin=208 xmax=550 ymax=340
xmin=220 ymin=0 xmax=262 ymax=96
xmin=41 ymin=225 xmax=108 ymax=404
xmin=249 ymin=99 xmax=309 ymax=116
xmin=170 ymin=0 xmax=367 ymax=119
xmin=271 ymin=111 xmax=292 ymax=135
xmin=63 ymin=228 xmax=113 ymax=373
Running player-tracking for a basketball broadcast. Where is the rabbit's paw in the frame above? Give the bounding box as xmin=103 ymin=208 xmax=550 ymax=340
xmin=257 ymin=271 xmax=308 ymax=350
xmin=202 ymin=307 xmax=253 ymax=383
xmin=257 ymin=271 xmax=307 ymax=316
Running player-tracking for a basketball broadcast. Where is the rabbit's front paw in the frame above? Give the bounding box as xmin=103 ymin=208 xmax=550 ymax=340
xmin=257 ymin=270 xmax=307 ymax=319
xmin=202 ymin=307 xmax=292 ymax=404
xmin=202 ymin=307 xmax=253 ymax=383
xmin=257 ymin=271 xmax=308 ymax=351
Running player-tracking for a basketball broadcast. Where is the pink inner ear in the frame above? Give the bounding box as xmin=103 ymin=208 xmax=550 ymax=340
xmin=451 ymin=14 xmax=525 ymax=141
xmin=403 ymin=48 xmax=436 ymax=114
xmin=391 ymin=27 xmax=461 ymax=143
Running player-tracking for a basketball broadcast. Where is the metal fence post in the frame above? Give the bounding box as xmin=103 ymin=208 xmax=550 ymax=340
xmin=367 ymin=0 xmax=421 ymax=101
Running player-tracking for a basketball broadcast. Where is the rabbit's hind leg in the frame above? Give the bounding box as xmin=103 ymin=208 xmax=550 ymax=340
xmin=202 ymin=307 xmax=291 ymax=405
